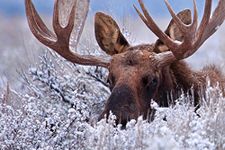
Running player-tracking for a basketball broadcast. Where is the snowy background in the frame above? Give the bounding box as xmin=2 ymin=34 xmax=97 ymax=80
xmin=0 ymin=0 xmax=225 ymax=149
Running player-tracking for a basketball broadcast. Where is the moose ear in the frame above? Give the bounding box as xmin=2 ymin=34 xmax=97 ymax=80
xmin=155 ymin=9 xmax=192 ymax=53
xmin=95 ymin=12 xmax=129 ymax=55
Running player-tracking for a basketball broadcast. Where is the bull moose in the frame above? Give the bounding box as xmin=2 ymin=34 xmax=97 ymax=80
xmin=25 ymin=0 xmax=225 ymax=126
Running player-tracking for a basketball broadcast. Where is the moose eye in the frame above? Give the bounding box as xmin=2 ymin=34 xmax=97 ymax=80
xmin=142 ymin=76 xmax=158 ymax=87
xmin=151 ymin=78 xmax=158 ymax=87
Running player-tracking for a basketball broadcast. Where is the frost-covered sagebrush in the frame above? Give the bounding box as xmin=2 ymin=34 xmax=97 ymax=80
xmin=0 ymin=51 xmax=225 ymax=150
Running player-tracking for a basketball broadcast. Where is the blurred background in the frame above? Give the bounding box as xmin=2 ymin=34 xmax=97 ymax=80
xmin=0 ymin=0 xmax=224 ymax=89
xmin=0 ymin=0 xmax=207 ymax=17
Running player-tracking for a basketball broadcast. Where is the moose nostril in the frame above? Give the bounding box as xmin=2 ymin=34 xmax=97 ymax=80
xmin=142 ymin=76 xmax=149 ymax=86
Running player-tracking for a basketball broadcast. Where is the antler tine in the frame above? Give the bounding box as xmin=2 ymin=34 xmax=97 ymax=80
xmin=190 ymin=0 xmax=198 ymax=31
xmin=195 ymin=0 xmax=212 ymax=45
xmin=135 ymin=0 xmax=225 ymax=67
xmin=25 ymin=0 xmax=110 ymax=68
xmin=163 ymin=0 xmax=214 ymax=59
xmin=53 ymin=0 xmax=76 ymax=37
xmin=201 ymin=0 xmax=225 ymax=43
xmin=52 ymin=0 xmax=62 ymax=37
xmin=25 ymin=0 xmax=56 ymax=44
xmin=134 ymin=0 xmax=178 ymax=50
xmin=165 ymin=0 xmax=198 ymax=33
xmin=164 ymin=0 xmax=188 ymax=33
xmin=65 ymin=1 xmax=76 ymax=33
xmin=52 ymin=0 xmax=76 ymax=47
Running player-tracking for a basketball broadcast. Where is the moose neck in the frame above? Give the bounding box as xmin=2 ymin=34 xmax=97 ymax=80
xmin=155 ymin=60 xmax=205 ymax=107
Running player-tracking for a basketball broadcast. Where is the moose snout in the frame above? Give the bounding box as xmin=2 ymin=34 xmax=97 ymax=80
xmin=98 ymin=85 xmax=138 ymax=124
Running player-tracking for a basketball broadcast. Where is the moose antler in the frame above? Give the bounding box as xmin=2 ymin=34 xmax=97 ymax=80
xmin=134 ymin=0 xmax=225 ymax=65
xmin=25 ymin=0 xmax=110 ymax=68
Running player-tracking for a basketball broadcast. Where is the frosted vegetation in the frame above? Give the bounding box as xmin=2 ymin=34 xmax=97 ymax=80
xmin=1 ymin=1 xmax=225 ymax=149
xmin=0 ymin=48 xmax=224 ymax=149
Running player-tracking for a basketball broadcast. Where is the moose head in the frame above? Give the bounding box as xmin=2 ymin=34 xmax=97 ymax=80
xmin=25 ymin=0 xmax=225 ymax=126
